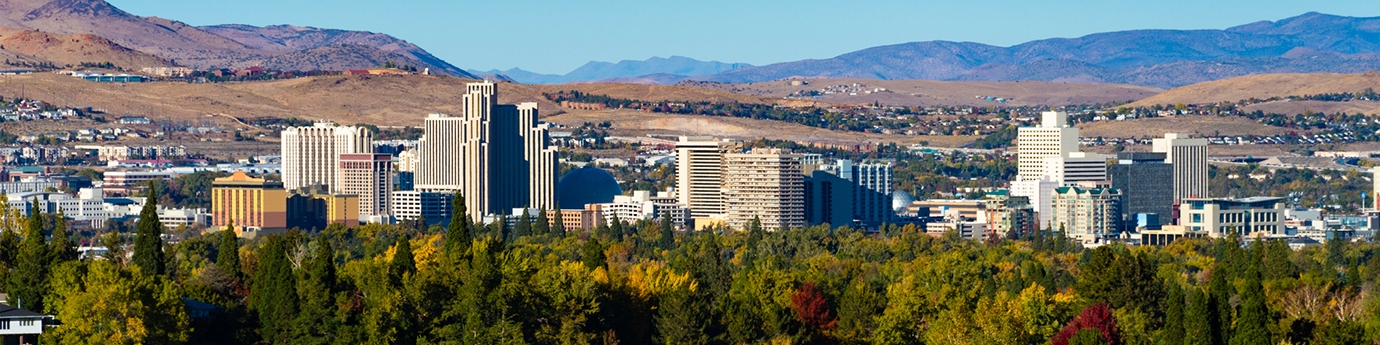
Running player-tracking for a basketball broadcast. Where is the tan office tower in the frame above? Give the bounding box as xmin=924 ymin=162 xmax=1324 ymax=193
xmin=416 ymin=81 xmax=557 ymax=220
xmin=338 ymin=153 xmax=393 ymax=221
xmin=675 ymin=136 xmax=738 ymax=219
xmin=1016 ymin=111 xmax=1079 ymax=181
xmin=280 ymin=123 xmax=373 ymax=192
xmin=723 ymin=148 xmax=805 ymax=231
xmin=1153 ymin=133 xmax=1209 ymax=200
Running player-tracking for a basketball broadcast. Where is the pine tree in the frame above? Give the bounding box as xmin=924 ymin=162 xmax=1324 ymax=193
xmin=551 ymin=205 xmax=567 ymax=237
xmin=7 ymin=204 xmax=49 ymax=312
xmin=1184 ymin=287 xmax=1212 ymax=345
xmin=390 ymin=236 xmax=416 ymax=287
xmin=1230 ymin=262 xmax=1269 ymax=345
xmin=533 ymin=206 xmax=549 ymax=235
xmin=581 ymin=238 xmax=604 ymax=269
xmin=1208 ymin=265 xmax=1234 ymax=345
xmin=1263 ymin=239 xmax=1295 ymax=280
xmin=292 ymin=240 xmax=341 ymax=343
xmin=1325 ymin=229 xmax=1346 ymax=268
xmin=658 ymin=211 xmax=675 ymax=250
xmin=217 ymin=221 xmax=241 ymax=280
xmin=0 ymin=225 xmax=18 ymax=270
xmin=1159 ymin=284 xmax=1185 ymax=345
xmin=48 ymin=211 xmax=75 ymax=264
xmin=445 ymin=192 xmax=471 ymax=257
xmin=252 ymin=234 xmax=299 ymax=343
xmin=513 ymin=208 xmax=531 ymax=241
xmin=490 ymin=215 xmax=508 ymax=240
xmin=610 ymin=214 xmax=624 ymax=240
xmin=132 ymin=189 xmax=166 ymax=275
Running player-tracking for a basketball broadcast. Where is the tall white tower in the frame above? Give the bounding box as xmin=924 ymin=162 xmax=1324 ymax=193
xmin=280 ymin=122 xmax=373 ymax=192
xmin=1016 ymin=111 xmax=1079 ymax=181
xmin=675 ymin=136 xmax=738 ymax=219
xmin=1153 ymin=133 xmax=1209 ymax=201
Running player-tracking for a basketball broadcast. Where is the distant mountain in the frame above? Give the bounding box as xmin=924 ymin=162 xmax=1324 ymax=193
xmin=0 ymin=0 xmax=475 ymax=76
xmin=0 ymin=27 xmax=172 ymax=69
xmin=472 ymin=56 xmax=750 ymax=84
xmin=704 ymin=12 xmax=1380 ymax=88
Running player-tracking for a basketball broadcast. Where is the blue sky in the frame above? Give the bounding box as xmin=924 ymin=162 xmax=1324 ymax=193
xmin=109 ymin=0 xmax=1380 ymax=75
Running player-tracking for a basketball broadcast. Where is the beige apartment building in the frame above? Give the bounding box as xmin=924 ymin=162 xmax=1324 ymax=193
xmin=722 ymin=148 xmax=805 ymax=231
xmin=675 ymin=136 xmax=739 ymax=219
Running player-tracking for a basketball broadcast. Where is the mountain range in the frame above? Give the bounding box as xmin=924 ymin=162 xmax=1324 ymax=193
xmin=0 ymin=0 xmax=475 ymax=76
xmin=702 ymin=12 xmax=1380 ymax=88
xmin=469 ymin=56 xmax=750 ymax=84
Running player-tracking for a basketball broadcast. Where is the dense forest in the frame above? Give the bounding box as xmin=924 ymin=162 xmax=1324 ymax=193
xmin=3 ymin=190 xmax=1379 ymax=345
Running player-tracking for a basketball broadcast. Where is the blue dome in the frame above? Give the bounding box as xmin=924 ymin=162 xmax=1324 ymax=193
xmin=557 ymin=166 xmax=622 ymax=209
xmin=892 ymin=190 xmax=915 ymax=214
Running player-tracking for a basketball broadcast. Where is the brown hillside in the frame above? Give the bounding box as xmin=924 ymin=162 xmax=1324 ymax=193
xmin=0 ymin=27 xmax=172 ymax=69
xmin=683 ymin=78 xmax=1163 ymax=106
xmin=1128 ymin=72 xmax=1380 ymax=107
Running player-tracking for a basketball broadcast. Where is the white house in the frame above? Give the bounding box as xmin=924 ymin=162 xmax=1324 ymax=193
xmin=0 ymin=303 xmax=49 ymax=343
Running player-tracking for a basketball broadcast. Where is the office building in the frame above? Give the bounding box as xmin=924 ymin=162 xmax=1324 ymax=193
xmin=1153 ymin=133 xmax=1209 ymax=201
xmin=1011 ymin=176 xmax=1059 ymax=228
xmin=1042 ymin=152 xmax=1109 ymax=184
xmin=596 ymin=190 xmax=690 ymax=228
xmin=415 ymin=81 xmax=558 ymax=219
xmin=675 ymin=136 xmax=738 ymax=219
xmin=1016 ymin=111 xmax=1079 ymax=181
xmin=551 ymin=206 xmax=604 ymax=232
xmin=286 ymin=189 xmax=360 ymax=230
xmin=211 ymin=171 xmax=287 ymax=237
xmin=280 ymin=123 xmax=374 ymax=192
xmin=338 ymin=153 xmax=393 ymax=221
xmin=722 ymin=148 xmax=804 ymax=231
xmin=1178 ymin=197 xmax=1284 ymax=237
xmin=1050 ymin=187 xmax=1122 ymax=242
xmin=391 ymin=190 xmax=454 ymax=225
xmin=396 ymin=149 xmax=420 ymax=173
xmin=804 ymin=169 xmax=853 ymax=227
xmin=1108 ymin=152 xmax=1173 ymax=229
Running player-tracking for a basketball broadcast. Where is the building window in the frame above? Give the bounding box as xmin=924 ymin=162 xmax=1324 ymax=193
xmin=1192 ymin=213 xmax=1202 ymax=223
xmin=1191 ymin=201 xmax=1205 ymax=210
xmin=0 ymin=319 xmax=8 ymax=329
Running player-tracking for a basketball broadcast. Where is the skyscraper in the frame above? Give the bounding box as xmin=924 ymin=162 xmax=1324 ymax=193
xmin=1108 ymin=152 xmax=1173 ymax=229
xmin=1153 ymin=133 xmax=1209 ymax=201
xmin=280 ymin=123 xmax=373 ymax=192
xmin=811 ymin=160 xmax=894 ymax=225
xmin=338 ymin=153 xmax=393 ymax=221
xmin=722 ymin=148 xmax=805 ymax=231
xmin=1016 ymin=111 xmax=1079 ymax=181
xmin=415 ymin=81 xmax=558 ymax=220
xmin=675 ymin=136 xmax=739 ymax=219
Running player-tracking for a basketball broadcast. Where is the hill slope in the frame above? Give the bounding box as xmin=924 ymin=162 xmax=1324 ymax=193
xmin=0 ymin=27 xmax=172 ymax=69
xmin=471 ymin=56 xmax=750 ymax=84
xmin=703 ymin=12 xmax=1380 ymax=88
xmin=683 ymin=78 xmax=1162 ymax=107
xmin=1128 ymin=71 xmax=1380 ymax=108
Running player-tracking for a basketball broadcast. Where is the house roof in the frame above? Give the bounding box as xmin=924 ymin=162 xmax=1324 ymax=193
xmin=0 ymin=304 xmax=46 ymax=318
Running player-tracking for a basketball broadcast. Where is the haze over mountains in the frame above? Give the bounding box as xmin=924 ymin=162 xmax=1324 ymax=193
xmin=469 ymin=56 xmax=750 ymax=84
xmin=0 ymin=0 xmax=475 ymax=76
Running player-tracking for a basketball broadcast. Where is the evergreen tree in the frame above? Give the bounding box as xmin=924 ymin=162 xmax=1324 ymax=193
xmin=48 ymin=211 xmax=75 ymax=264
xmin=1325 ymin=230 xmax=1346 ymax=268
xmin=445 ymin=192 xmax=470 ymax=257
xmin=513 ymin=208 xmax=532 ymax=241
xmin=489 ymin=215 xmax=508 ymax=241
xmin=292 ymin=240 xmax=342 ymax=344
xmin=1184 ymin=287 xmax=1212 ymax=345
xmin=1159 ymin=284 xmax=1185 ymax=345
xmin=1263 ymin=239 xmax=1295 ymax=280
xmin=7 ymin=204 xmax=49 ymax=312
xmin=594 ymin=218 xmax=610 ymax=240
xmin=551 ymin=205 xmax=567 ymax=236
xmin=390 ymin=236 xmax=416 ymax=286
xmin=656 ymin=286 xmax=709 ymax=344
xmin=132 ymin=189 xmax=166 ymax=275
xmin=658 ymin=211 xmax=674 ymax=250
xmin=610 ymin=214 xmax=624 ymax=240
xmin=1208 ymin=265 xmax=1234 ymax=345
xmin=217 ymin=221 xmax=241 ymax=280
xmin=533 ymin=206 xmax=549 ymax=235
xmin=1230 ymin=262 xmax=1269 ymax=345
xmin=252 ymin=234 xmax=299 ymax=343
xmin=581 ymin=238 xmax=604 ymax=270
xmin=0 ymin=225 xmax=18 ymax=269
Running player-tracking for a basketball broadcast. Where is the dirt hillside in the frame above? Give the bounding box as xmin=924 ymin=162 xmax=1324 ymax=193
xmin=0 ymin=27 xmax=173 ymax=69
xmin=683 ymin=78 xmax=1163 ymax=106
xmin=1128 ymin=71 xmax=1380 ymax=107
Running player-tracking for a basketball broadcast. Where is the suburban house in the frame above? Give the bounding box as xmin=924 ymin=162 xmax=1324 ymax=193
xmin=0 ymin=304 xmax=48 ymax=345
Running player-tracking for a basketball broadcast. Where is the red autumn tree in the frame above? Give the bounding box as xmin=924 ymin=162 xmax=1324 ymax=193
xmin=1052 ymin=303 xmax=1120 ymax=345
xmin=791 ymin=282 xmax=838 ymax=332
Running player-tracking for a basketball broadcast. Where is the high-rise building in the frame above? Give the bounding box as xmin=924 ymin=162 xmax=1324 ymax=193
xmin=804 ymin=169 xmax=853 ymax=227
xmin=723 ymin=148 xmax=804 ymax=231
xmin=983 ymin=192 xmax=1037 ymax=237
xmin=396 ymin=149 xmax=419 ymax=173
xmin=1011 ymin=176 xmax=1059 ymax=228
xmin=338 ymin=153 xmax=393 ymax=221
xmin=1042 ymin=152 xmax=1109 ymax=184
xmin=1016 ymin=111 xmax=1079 ymax=181
xmin=1050 ymin=187 xmax=1122 ymax=242
xmin=211 ymin=171 xmax=287 ymax=238
xmin=280 ymin=123 xmax=373 ymax=192
xmin=415 ymin=81 xmax=558 ymax=220
xmin=1108 ymin=152 xmax=1173 ymax=229
xmin=675 ymin=136 xmax=738 ymax=219
xmin=808 ymin=160 xmax=894 ymax=226
xmin=1153 ymin=133 xmax=1209 ymax=201
xmin=1372 ymin=166 xmax=1379 ymax=209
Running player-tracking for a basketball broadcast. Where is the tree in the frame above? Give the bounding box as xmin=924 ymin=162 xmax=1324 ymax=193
xmin=445 ymin=192 xmax=470 ymax=257
xmin=390 ymin=236 xmax=416 ymax=286
xmin=7 ymin=204 xmax=49 ymax=312
xmin=610 ymin=214 xmax=624 ymax=240
xmin=132 ymin=189 xmax=166 ymax=275
xmin=791 ymin=281 xmax=837 ymax=341
xmin=251 ymin=234 xmax=299 ymax=343
xmin=1184 ymin=287 xmax=1211 ymax=345
xmin=658 ymin=211 xmax=674 ymax=250
xmin=292 ymin=240 xmax=343 ymax=344
xmin=1208 ymin=264 xmax=1234 ymax=344
xmin=217 ymin=221 xmax=241 ymax=280
xmin=581 ymin=238 xmax=604 ymax=270
xmin=49 ymin=211 xmax=75 ymax=264
xmin=1230 ymin=262 xmax=1269 ymax=345
xmin=43 ymin=261 xmax=192 ymax=345
xmin=489 ymin=215 xmax=508 ymax=241
xmin=551 ymin=205 xmax=567 ymax=236
xmin=1158 ymin=284 xmax=1185 ymax=345
xmin=533 ymin=206 xmax=549 ymax=235
xmin=513 ymin=208 xmax=532 ymax=241
xmin=1052 ymin=303 xmax=1119 ymax=345
xmin=1325 ymin=230 xmax=1346 ymax=268
xmin=101 ymin=232 xmax=125 ymax=266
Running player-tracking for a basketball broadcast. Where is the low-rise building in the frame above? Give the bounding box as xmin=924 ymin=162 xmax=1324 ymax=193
xmin=210 ymin=171 xmax=287 ymax=238
xmin=595 ymin=190 xmax=690 ymax=228
xmin=1177 ymin=197 xmax=1285 ymax=237
xmin=391 ymin=190 xmax=453 ymax=225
